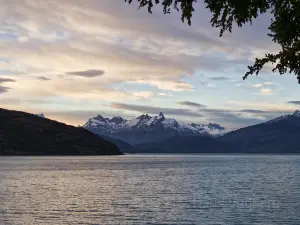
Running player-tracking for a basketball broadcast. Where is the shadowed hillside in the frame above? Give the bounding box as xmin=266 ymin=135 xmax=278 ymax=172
xmin=136 ymin=135 xmax=236 ymax=153
xmin=0 ymin=108 xmax=123 ymax=155
xmin=219 ymin=111 xmax=300 ymax=153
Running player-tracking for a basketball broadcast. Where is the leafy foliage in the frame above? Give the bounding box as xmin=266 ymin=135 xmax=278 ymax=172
xmin=125 ymin=0 xmax=300 ymax=83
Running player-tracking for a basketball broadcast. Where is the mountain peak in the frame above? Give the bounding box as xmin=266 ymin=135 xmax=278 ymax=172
xmin=137 ymin=114 xmax=151 ymax=120
xmin=110 ymin=116 xmax=125 ymax=124
xmin=95 ymin=115 xmax=108 ymax=122
xmin=293 ymin=110 xmax=300 ymax=118
xmin=207 ymin=123 xmax=225 ymax=130
xmin=36 ymin=113 xmax=45 ymax=118
xmin=158 ymin=112 xmax=165 ymax=119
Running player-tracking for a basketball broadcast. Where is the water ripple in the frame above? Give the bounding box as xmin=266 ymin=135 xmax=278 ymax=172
xmin=0 ymin=155 xmax=299 ymax=225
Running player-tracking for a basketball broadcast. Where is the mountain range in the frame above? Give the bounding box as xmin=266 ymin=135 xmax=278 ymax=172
xmin=2 ymin=107 xmax=300 ymax=155
xmin=84 ymin=110 xmax=300 ymax=154
xmin=83 ymin=112 xmax=228 ymax=145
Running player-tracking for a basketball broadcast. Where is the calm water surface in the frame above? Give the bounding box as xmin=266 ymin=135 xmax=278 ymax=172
xmin=0 ymin=155 xmax=299 ymax=225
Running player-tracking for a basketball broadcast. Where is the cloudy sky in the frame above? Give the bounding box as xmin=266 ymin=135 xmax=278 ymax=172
xmin=1 ymin=0 xmax=300 ymax=128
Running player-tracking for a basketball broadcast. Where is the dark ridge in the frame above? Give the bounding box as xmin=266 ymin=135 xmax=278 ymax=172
xmin=100 ymin=135 xmax=137 ymax=153
xmin=0 ymin=108 xmax=123 ymax=156
xmin=218 ymin=113 xmax=300 ymax=154
xmin=135 ymin=135 xmax=236 ymax=153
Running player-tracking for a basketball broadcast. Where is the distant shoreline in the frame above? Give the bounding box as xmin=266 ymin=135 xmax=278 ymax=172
xmin=1 ymin=153 xmax=299 ymax=157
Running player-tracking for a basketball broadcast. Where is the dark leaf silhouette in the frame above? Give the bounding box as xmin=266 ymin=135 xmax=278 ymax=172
xmin=125 ymin=0 xmax=300 ymax=83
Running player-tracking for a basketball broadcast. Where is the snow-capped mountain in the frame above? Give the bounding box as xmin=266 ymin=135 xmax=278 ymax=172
xmin=265 ymin=110 xmax=300 ymax=124
xmin=36 ymin=113 xmax=45 ymax=118
xmin=83 ymin=112 xmax=227 ymax=144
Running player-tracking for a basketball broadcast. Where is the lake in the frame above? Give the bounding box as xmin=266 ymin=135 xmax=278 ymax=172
xmin=0 ymin=155 xmax=299 ymax=225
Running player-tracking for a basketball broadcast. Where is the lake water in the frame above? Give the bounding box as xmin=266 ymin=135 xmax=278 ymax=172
xmin=0 ymin=155 xmax=299 ymax=225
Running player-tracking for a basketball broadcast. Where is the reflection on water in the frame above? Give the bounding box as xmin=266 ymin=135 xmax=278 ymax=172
xmin=0 ymin=155 xmax=299 ymax=225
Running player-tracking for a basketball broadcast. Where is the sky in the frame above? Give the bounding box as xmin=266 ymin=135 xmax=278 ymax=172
xmin=1 ymin=0 xmax=300 ymax=128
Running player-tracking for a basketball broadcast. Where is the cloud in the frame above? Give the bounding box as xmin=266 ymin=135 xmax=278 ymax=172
xmin=235 ymin=80 xmax=278 ymax=96
xmin=131 ymin=91 xmax=153 ymax=99
xmin=287 ymin=101 xmax=300 ymax=105
xmin=259 ymin=87 xmax=273 ymax=95
xmin=132 ymin=80 xmax=194 ymax=92
xmin=110 ymin=103 xmax=203 ymax=117
xmin=197 ymin=107 xmax=293 ymax=128
xmin=158 ymin=92 xmax=173 ymax=97
xmin=202 ymin=107 xmax=290 ymax=118
xmin=0 ymin=77 xmax=15 ymax=94
xmin=42 ymin=110 xmax=114 ymax=125
xmin=253 ymin=83 xmax=264 ymax=88
xmin=0 ymin=0 xmax=276 ymax=87
xmin=264 ymin=81 xmax=273 ymax=85
xmin=3 ymin=76 xmax=154 ymax=102
xmin=200 ymin=82 xmax=216 ymax=88
xmin=177 ymin=101 xmax=206 ymax=108
xmin=214 ymin=114 xmax=267 ymax=127
xmin=239 ymin=109 xmax=267 ymax=113
xmin=0 ymin=0 xmax=288 ymax=128
xmin=0 ymin=86 xmax=10 ymax=94
xmin=2 ymin=108 xmax=114 ymax=126
xmin=227 ymin=100 xmax=296 ymax=111
xmin=201 ymin=108 xmax=239 ymax=118
xmin=67 ymin=69 xmax=105 ymax=78
xmin=0 ymin=78 xmax=16 ymax=83
xmin=209 ymin=76 xmax=231 ymax=81
xmin=0 ymin=98 xmax=51 ymax=105
xmin=238 ymin=108 xmax=291 ymax=119
xmin=36 ymin=76 xmax=51 ymax=81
